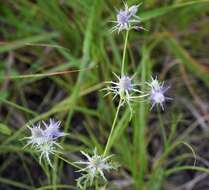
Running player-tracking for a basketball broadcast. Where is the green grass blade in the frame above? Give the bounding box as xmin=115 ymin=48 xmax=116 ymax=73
xmin=0 ymin=32 xmax=58 ymax=53
xmin=140 ymin=0 xmax=209 ymax=21
xmin=164 ymin=36 xmax=209 ymax=86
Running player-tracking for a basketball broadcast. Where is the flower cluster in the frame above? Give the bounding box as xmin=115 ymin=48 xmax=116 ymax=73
xmin=111 ymin=2 xmax=145 ymax=33
xmin=75 ymin=149 xmax=117 ymax=189
xmin=21 ymin=2 xmax=173 ymax=189
xmin=104 ymin=74 xmax=171 ymax=112
xmin=24 ymin=119 xmax=66 ymax=167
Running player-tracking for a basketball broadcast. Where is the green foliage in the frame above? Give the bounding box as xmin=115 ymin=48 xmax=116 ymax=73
xmin=0 ymin=0 xmax=209 ymax=189
xmin=0 ymin=124 xmax=12 ymax=136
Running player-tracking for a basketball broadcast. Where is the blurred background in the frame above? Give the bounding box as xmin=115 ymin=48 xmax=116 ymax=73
xmin=0 ymin=0 xmax=209 ymax=189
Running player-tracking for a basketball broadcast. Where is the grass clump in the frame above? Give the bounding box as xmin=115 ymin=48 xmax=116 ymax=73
xmin=1 ymin=0 xmax=209 ymax=190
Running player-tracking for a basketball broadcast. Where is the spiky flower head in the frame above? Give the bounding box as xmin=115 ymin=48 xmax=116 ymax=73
xmin=103 ymin=73 xmax=147 ymax=117
xmin=111 ymin=2 xmax=145 ymax=33
xmin=24 ymin=122 xmax=47 ymax=147
xmin=147 ymin=77 xmax=172 ymax=110
xmin=75 ymin=149 xmax=117 ymax=188
xmin=23 ymin=119 xmax=66 ymax=167
xmin=43 ymin=119 xmax=66 ymax=139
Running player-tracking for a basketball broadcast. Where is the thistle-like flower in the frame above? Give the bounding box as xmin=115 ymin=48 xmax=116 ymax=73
xmin=147 ymin=77 xmax=172 ymax=110
xmin=43 ymin=119 xmax=66 ymax=139
xmin=111 ymin=2 xmax=145 ymax=33
xmin=103 ymin=73 xmax=147 ymax=116
xmin=24 ymin=123 xmax=47 ymax=147
xmin=23 ymin=119 xmax=65 ymax=167
xmin=75 ymin=149 xmax=116 ymax=188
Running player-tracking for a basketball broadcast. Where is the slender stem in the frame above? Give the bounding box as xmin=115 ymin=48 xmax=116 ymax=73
xmin=52 ymin=157 xmax=58 ymax=190
xmin=103 ymin=99 xmax=122 ymax=156
xmin=157 ymin=107 xmax=167 ymax=149
xmin=121 ymin=30 xmax=129 ymax=76
xmin=44 ymin=159 xmax=51 ymax=185
xmin=95 ymin=178 xmax=99 ymax=190
xmin=55 ymin=154 xmax=81 ymax=170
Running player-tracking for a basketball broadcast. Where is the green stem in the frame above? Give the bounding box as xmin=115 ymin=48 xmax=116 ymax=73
xmin=157 ymin=107 xmax=167 ymax=149
xmin=52 ymin=157 xmax=58 ymax=190
xmin=103 ymin=99 xmax=122 ymax=156
xmin=44 ymin=159 xmax=51 ymax=185
xmin=55 ymin=154 xmax=81 ymax=170
xmin=95 ymin=178 xmax=99 ymax=190
xmin=121 ymin=30 xmax=129 ymax=76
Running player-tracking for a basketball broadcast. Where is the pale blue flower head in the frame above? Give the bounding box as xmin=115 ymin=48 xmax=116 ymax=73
xmin=119 ymin=75 xmax=132 ymax=92
xmin=103 ymin=73 xmax=147 ymax=118
xmin=116 ymin=9 xmax=129 ymax=30
xmin=129 ymin=5 xmax=139 ymax=16
xmin=23 ymin=118 xmax=65 ymax=167
xmin=43 ymin=119 xmax=66 ymax=139
xmin=111 ymin=2 xmax=144 ymax=33
xmin=24 ymin=122 xmax=47 ymax=147
xmin=147 ymin=77 xmax=172 ymax=110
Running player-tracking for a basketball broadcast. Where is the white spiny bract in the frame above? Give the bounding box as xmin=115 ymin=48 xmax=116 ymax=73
xmin=111 ymin=2 xmax=144 ymax=33
xmin=24 ymin=119 xmax=65 ymax=167
xmin=75 ymin=149 xmax=116 ymax=188
xmin=37 ymin=141 xmax=58 ymax=167
xmin=147 ymin=77 xmax=171 ymax=110
xmin=103 ymin=73 xmax=146 ymax=116
xmin=24 ymin=123 xmax=47 ymax=147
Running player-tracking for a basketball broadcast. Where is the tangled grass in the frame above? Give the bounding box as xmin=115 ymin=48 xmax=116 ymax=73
xmin=0 ymin=0 xmax=209 ymax=189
